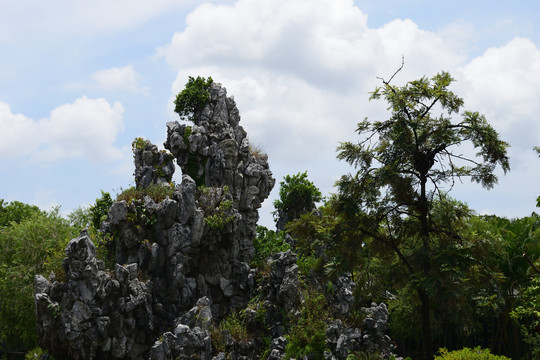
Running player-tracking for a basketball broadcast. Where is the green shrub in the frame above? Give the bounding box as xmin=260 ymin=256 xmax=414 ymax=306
xmin=0 ymin=208 xmax=78 ymax=349
xmin=204 ymin=199 xmax=234 ymax=230
xmin=434 ymin=347 xmax=511 ymax=360
xmin=285 ymin=290 xmax=329 ymax=359
xmin=273 ymin=171 xmax=322 ymax=226
xmin=252 ymin=226 xmax=292 ymax=267
xmin=89 ymin=190 xmax=113 ymax=229
xmin=174 ymin=76 xmax=213 ymax=122
xmin=211 ymin=311 xmax=250 ymax=352
xmin=0 ymin=199 xmax=42 ymax=227
xmin=67 ymin=206 xmax=92 ymax=230
xmin=87 ymin=227 xmax=117 ymax=270
xmin=511 ymin=271 xmax=540 ymax=359
xmin=25 ymin=347 xmax=47 ymax=360
xmin=197 ymin=186 xmax=235 ymax=231
xmin=116 ymin=182 xmax=175 ymax=204
xmin=297 ymin=252 xmax=322 ymax=278
xmin=183 ymin=126 xmax=192 ymax=146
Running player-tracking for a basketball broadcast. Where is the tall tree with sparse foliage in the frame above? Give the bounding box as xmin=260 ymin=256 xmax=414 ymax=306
xmin=336 ymin=67 xmax=510 ymax=360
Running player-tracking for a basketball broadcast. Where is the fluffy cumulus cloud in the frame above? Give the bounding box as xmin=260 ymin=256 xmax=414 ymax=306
xmin=0 ymin=97 xmax=125 ymax=163
xmin=159 ymin=0 xmax=540 ymax=222
xmin=459 ymin=37 xmax=540 ymax=153
xmin=160 ymin=0 xmax=465 ymax=187
xmin=160 ymin=0 xmax=461 ymax=90
xmin=92 ymin=65 xmax=149 ymax=94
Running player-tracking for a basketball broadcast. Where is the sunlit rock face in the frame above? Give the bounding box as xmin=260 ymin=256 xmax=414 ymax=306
xmin=35 ymin=83 xmax=275 ymax=359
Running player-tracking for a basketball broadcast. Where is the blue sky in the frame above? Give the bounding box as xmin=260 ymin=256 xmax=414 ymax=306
xmin=1 ymin=0 xmax=540 ymax=228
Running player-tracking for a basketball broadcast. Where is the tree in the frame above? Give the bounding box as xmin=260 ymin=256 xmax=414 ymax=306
xmin=0 ymin=200 xmax=42 ymax=227
xmin=0 ymin=208 xmax=77 ymax=352
xmin=88 ymin=190 xmax=113 ymax=230
xmin=173 ymin=76 xmax=214 ymax=122
xmin=273 ymin=171 xmax=322 ymax=230
xmin=336 ymin=68 xmax=509 ymax=360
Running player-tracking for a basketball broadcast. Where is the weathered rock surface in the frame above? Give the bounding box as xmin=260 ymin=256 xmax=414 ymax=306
xmin=35 ymin=83 xmax=275 ymax=359
xmin=149 ymin=297 xmax=213 ymax=360
xmin=267 ymin=250 xmax=301 ymax=313
xmin=330 ymin=272 xmax=355 ymax=317
xmin=325 ymin=303 xmax=400 ymax=360
xmin=35 ymin=231 xmax=154 ymax=359
xmin=133 ymin=138 xmax=175 ymax=189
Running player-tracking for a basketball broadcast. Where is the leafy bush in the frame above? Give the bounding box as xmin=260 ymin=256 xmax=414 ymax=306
xmin=273 ymin=171 xmax=322 ymax=227
xmin=511 ymin=268 xmax=540 ymax=359
xmin=0 ymin=199 xmax=42 ymax=227
xmin=67 ymin=206 xmax=92 ymax=230
xmin=204 ymin=198 xmax=234 ymax=230
xmin=211 ymin=311 xmax=250 ymax=352
xmin=0 ymin=208 xmax=78 ymax=349
xmin=25 ymin=347 xmax=47 ymax=360
xmin=252 ymin=226 xmax=291 ymax=267
xmin=116 ymin=182 xmax=175 ymax=204
xmin=173 ymin=76 xmax=214 ymax=122
xmin=434 ymin=347 xmax=511 ymax=359
xmin=285 ymin=290 xmax=329 ymax=359
xmin=196 ymin=185 xmax=235 ymax=230
xmin=89 ymin=190 xmax=113 ymax=229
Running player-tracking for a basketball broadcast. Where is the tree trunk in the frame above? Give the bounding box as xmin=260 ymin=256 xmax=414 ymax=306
xmin=418 ymin=174 xmax=433 ymax=360
xmin=418 ymin=288 xmax=433 ymax=360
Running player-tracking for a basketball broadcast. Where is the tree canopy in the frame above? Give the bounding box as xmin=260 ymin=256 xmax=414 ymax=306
xmin=173 ymin=76 xmax=214 ymax=122
xmin=273 ymin=171 xmax=322 ymax=230
xmin=336 ymin=69 xmax=509 ymax=360
xmin=0 ymin=200 xmax=42 ymax=228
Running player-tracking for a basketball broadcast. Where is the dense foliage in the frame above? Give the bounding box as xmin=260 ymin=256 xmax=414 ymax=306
xmin=173 ymin=76 xmax=214 ymax=122
xmin=0 ymin=205 xmax=78 ymax=351
xmin=252 ymin=225 xmax=291 ymax=267
xmin=336 ymin=70 xmax=509 ymax=360
xmin=434 ymin=347 xmax=511 ymax=360
xmin=273 ymin=171 xmax=322 ymax=227
xmin=89 ymin=190 xmax=113 ymax=229
xmin=0 ymin=200 xmax=42 ymax=227
xmin=284 ymin=290 xmax=329 ymax=359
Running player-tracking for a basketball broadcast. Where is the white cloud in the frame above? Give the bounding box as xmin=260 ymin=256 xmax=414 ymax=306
xmin=92 ymin=65 xmax=149 ymax=94
xmin=0 ymin=102 xmax=39 ymax=158
xmin=459 ymin=37 xmax=540 ymax=153
xmin=161 ymin=0 xmax=464 ymax=175
xmin=160 ymin=0 xmax=462 ymax=90
xmin=159 ymin=0 xmax=540 ymax=225
xmin=0 ymin=97 xmax=125 ymax=163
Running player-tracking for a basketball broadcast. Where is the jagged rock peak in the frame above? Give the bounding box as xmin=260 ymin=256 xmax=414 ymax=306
xmin=132 ymin=137 xmax=175 ymax=189
xmin=35 ymin=81 xmax=275 ymax=360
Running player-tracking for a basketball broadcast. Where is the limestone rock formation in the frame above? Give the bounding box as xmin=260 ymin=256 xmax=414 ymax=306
xmin=35 ymin=82 xmax=275 ymax=359
xmin=35 ymin=231 xmax=154 ymax=359
xmin=132 ymin=138 xmax=175 ymax=189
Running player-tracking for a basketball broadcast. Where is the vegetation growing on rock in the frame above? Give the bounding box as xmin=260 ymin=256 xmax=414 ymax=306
xmin=173 ymin=76 xmax=214 ymax=122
